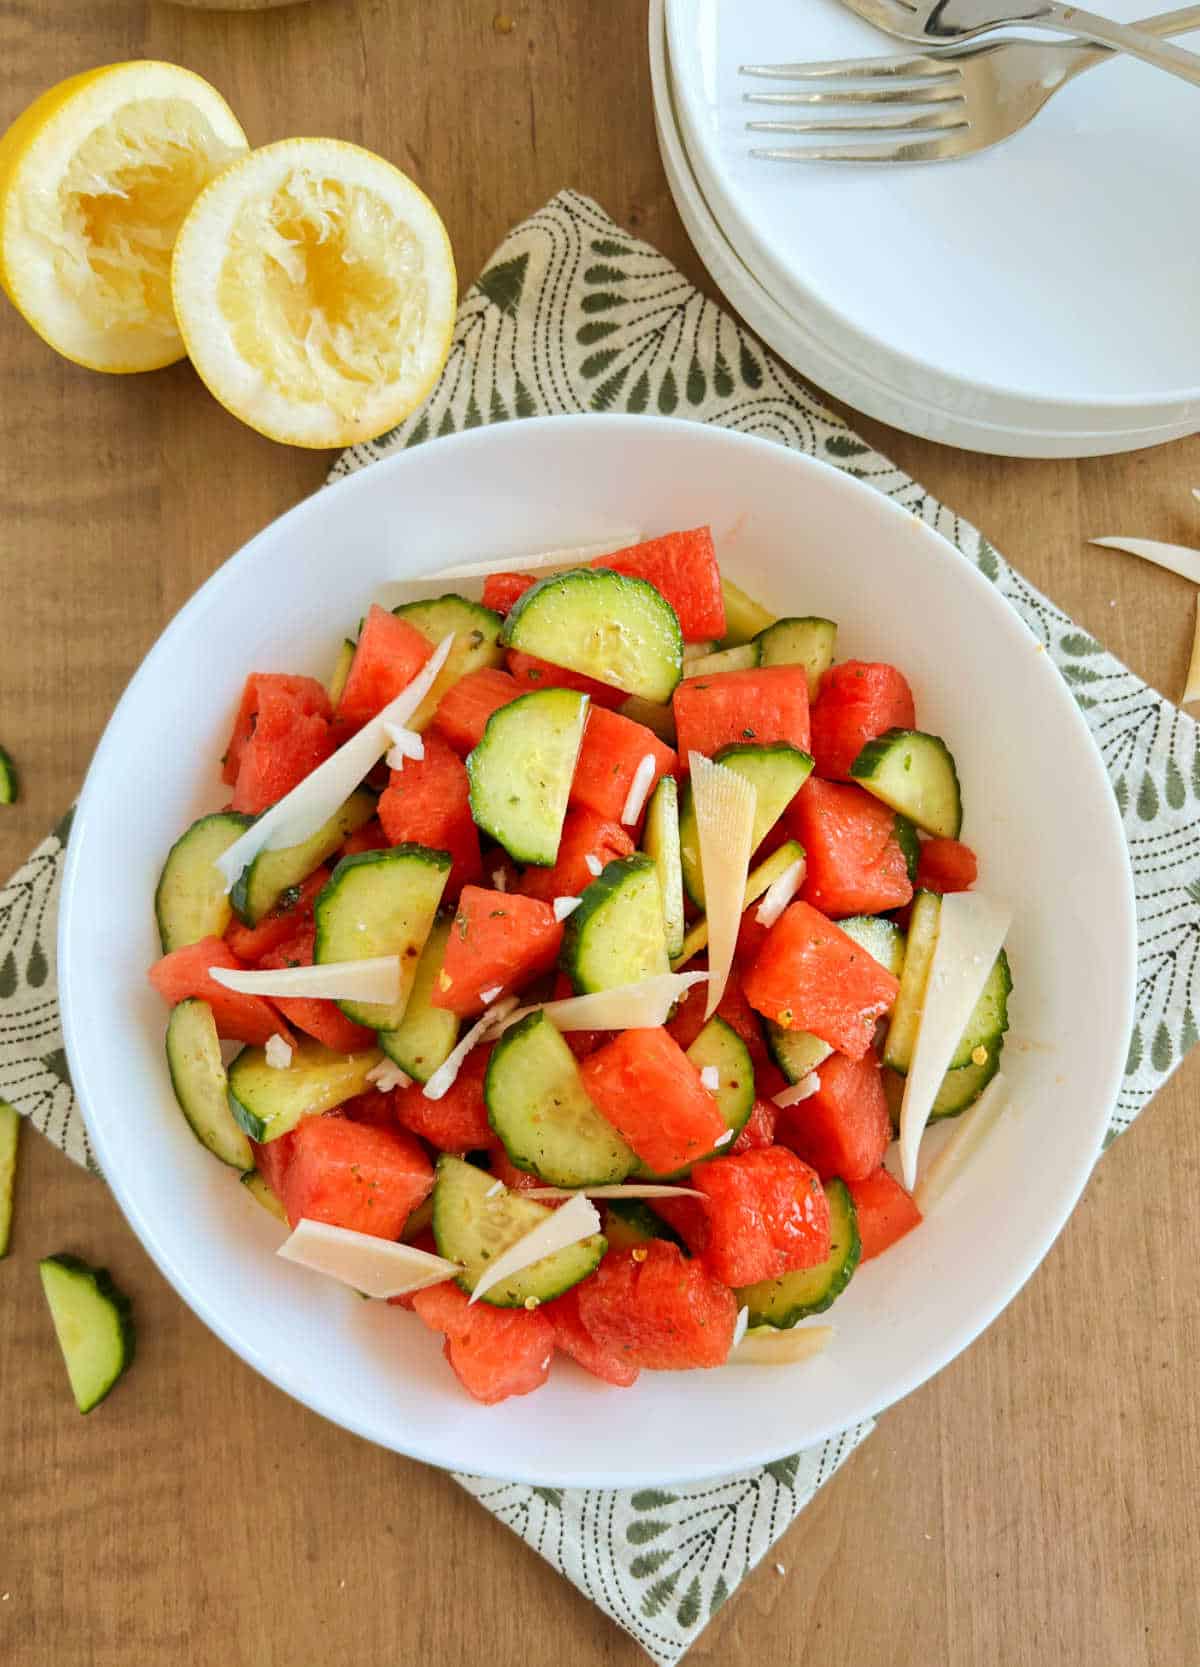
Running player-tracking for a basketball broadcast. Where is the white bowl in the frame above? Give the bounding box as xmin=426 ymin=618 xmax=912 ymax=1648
xmin=59 ymin=415 xmax=1134 ymax=1486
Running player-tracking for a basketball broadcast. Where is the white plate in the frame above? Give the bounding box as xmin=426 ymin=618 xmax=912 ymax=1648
xmin=60 ymin=415 xmax=1134 ymax=1485
xmin=666 ymin=0 xmax=1200 ymax=454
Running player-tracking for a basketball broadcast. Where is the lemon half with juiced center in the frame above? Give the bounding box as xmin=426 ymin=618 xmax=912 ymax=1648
xmin=0 ymin=61 xmax=247 ymax=371
xmin=171 ymin=138 xmax=457 ymax=448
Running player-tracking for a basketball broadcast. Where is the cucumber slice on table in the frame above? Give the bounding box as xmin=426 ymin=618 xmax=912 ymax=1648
xmin=0 ymin=1100 xmax=19 ymax=1257
xmin=378 ymin=916 xmax=459 ymax=1082
xmin=467 ymin=687 xmax=588 ymax=865
xmin=314 ymin=845 xmax=451 ymax=1030
xmin=719 ymin=578 xmax=775 ymax=647
xmin=39 ymin=1255 xmax=135 ymax=1413
xmin=240 ymin=1169 xmax=289 ymax=1222
xmin=838 ymin=915 xmax=907 ymax=979
xmin=684 ymin=643 xmax=759 ymax=677
xmin=767 ymin=1024 xmax=833 ymax=1084
xmin=501 ymin=567 xmax=684 ymax=704
xmin=327 ymin=637 xmax=356 ymax=706
xmin=737 ymin=1178 xmax=860 ymax=1327
xmin=560 ymin=854 xmax=669 ymax=992
xmin=231 ymin=788 xmax=376 ymax=925
xmin=604 ymin=1198 xmax=690 ymax=1256
xmin=754 ymin=617 xmax=838 ymax=701
xmin=165 ymin=999 xmax=253 ymax=1170
xmin=229 ymin=1039 xmax=382 ymax=1143
xmin=486 ymin=1010 xmax=636 ymax=1187
xmin=155 ymin=811 xmax=252 ymax=952
xmin=433 ymin=1154 xmax=606 ymax=1307
xmin=883 ymin=892 xmax=1011 ymax=1073
xmin=642 ymin=774 xmax=685 ymax=961
xmin=393 ymin=594 xmax=504 ymax=729
xmin=851 ymin=728 xmax=963 ymax=839
xmin=679 ymin=743 xmax=813 ymax=908
xmin=0 ymin=745 xmax=18 ymax=805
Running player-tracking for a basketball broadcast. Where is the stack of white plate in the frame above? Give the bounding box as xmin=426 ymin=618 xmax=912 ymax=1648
xmin=652 ymin=0 xmax=1199 ymax=457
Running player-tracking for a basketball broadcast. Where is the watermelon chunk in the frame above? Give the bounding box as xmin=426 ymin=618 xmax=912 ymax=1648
xmin=518 ymin=806 xmax=634 ymax=904
xmin=257 ymin=926 xmax=377 ymax=1053
xmin=279 ymin=1115 xmax=434 ymax=1238
xmin=341 ymin=818 xmax=391 ymax=856
xmin=542 ymin=1284 xmax=640 ymax=1387
xmin=378 ymin=731 xmax=482 ymax=896
xmin=250 ymin=1131 xmax=295 ymax=1200
xmin=846 ymin=1168 xmax=923 ymax=1260
xmin=788 ymin=776 xmax=914 ymax=918
xmin=487 ymin=1145 xmax=554 ymax=1195
xmin=777 ymin=1051 xmax=891 ymax=1182
xmin=674 ymin=665 xmax=810 ymax=765
xmin=431 ymin=886 xmax=563 ymax=1016
xmin=580 ymin=1028 xmax=728 ymax=1176
xmin=340 ymin=1088 xmax=400 ymax=1130
xmin=915 ymin=837 xmax=978 ymax=895
xmin=505 ymin=649 xmax=626 ymax=709
xmin=432 ymin=667 xmax=520 ymax=755
xmin=148 ymin=937 xmax=288 ymax=1047
xmin=666 ymin=970 xmax=769 ymax=1074
xmin=810 ymin=661 xmax=915 ymax=782
xmin=230 ymin=676 xmax=334 ymax=816
xmin=743 ymin=901 xmax=900 ymax=1061
xmin=730 ymin=1096 xmax=778 ymax=1155
xmin=393 ymin=1046 xmax=494 ymax=1151
xmin=336 ymin=605 xmax=433 ymax=727
xmin=481 ymin=573 xmax=535 ymax=615
xmin=221 ymin=673 xmax=332 ymax=788
xmin=411 ymin=1281 xmax=555 ymax=1404
xmin=570 ymin=707 xmax=677 ymax=825
xmin=224 ymin=864 xmax=330 ymax=962
xmin=575 ymin=1242 xmax=737 ymax=1369
xmin=592 ymin=528 xmax=725 ymax=642
xmin=691 ymin=1146 xmax=832 ymax=1286
xmin=648 ymin=1194 xmax=709 ymax=1256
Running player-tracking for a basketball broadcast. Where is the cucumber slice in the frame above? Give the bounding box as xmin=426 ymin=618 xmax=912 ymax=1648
xmin=0 ymin=745 xmax=18 ymax=804
xmin=155 ymin=812 xmax=253 ymax=952
xmin=619 ymin=695 xmax=676 ymax=745
xmin=949 ymin=950 xmax=1011 ymax=1070
xmin=720 ymin=578 xmax=775 ymax=647
xmin=737 ymin=1178 xmax=860 ymax=1327
xmin=851 ymin=728 xmax=963 ymax=839
xmin=838 ymin=915 xmax=907 ymax=979
xmin=882 ymin=890 xmax=940 ymax=1071
xmin=378 ymin=916 xmax=459 ymax=1082
xmin=894 ymin=814 xmax=921 ymax=883
xmin=884 ymin=1041 xmax=1003 ymax=1126
xmin=604 ymin=1198 xmax=690 ymax=1255
xmin=684 ymin=643 xmax=760 ymax=677
xmin=467 ymin=687 xmax=588 ymax=865
xmin=228 ymin=1039 xmax=382 ymax=1143
xmin=240 ymin=1169 xmax=289 ymax=1222
xmin=485 ymin=1011 xmax=636 ymax=1187
xmin=754 ymin=617 xmax=838 ymax=701
xmin=643 ymin=775 xmax=685 ymax=960
xmin=231 ymin=788 xmax=376 ymax=925
xmin=672 ymin=837 xmax=806 ymax=970
xmin=393 ymin=594 xmax=505 ymax=729
xmin=767 ymin=1023 xmax=833 ymax=1084
xmin=327 ymin=637 xmax=356 ymax=705
xmin=0 ymin=1100 xmax=19 ymax=1257
xmin=560 ymin=854 xmax=669 ymax=993
xmin=165 ymin=999 xmax=253 ymax=1170
xmin=39 ymin=1254 xmax=135 ymax=1413
xmin=501 ymin=567 xmax=684 ymax=703
xmin=679 ymin=743 xmax=814 ymax=907
xmin=314 ymin=846 xmax=450 ymax=1030
xmin=433 ymin=1154 xmax=605 ymax=1307
xmin=687 ymin=1016 xmax=755 ymax=1142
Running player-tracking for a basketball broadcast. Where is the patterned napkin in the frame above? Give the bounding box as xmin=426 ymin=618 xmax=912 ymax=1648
xmin=3 ymin=190 xmax=1198 ymax=1665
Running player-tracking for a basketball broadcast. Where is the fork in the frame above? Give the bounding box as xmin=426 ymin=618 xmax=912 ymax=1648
xmin=742 ymin=5 xmax=1200 ymax=162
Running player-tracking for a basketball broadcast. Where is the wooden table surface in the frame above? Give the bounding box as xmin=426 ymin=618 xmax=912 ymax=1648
xmin=2 ymin=4 xmax=1198 ymax=1664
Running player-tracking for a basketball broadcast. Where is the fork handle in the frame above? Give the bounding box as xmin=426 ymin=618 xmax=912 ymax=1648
xmin=1031 ymin=2 xmax=1200 ymax=81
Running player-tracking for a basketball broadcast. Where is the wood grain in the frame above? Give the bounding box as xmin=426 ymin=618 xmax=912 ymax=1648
xmin=1 ymin=4 xmax=1198 ymax=1664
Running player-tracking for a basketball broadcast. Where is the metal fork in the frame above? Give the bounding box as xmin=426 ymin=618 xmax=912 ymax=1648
xmin=742 ymin=5 xmax=1200 ymax=162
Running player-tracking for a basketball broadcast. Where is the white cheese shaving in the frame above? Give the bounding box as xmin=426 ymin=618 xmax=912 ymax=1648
xmin=478 ymin=984 xmax=504 ymax=1005
xmin=209 ymin=956 xmax=401 ymax=1004
xmin=914 ymin=1073 xmax=1009 ymax=1215
xmin=519 ymin=1184 xmax=707 ymax=1200
xmin=366 ymin=1059 xmax=413 ymax=1092
xmin=497 ymin=971 xmax=708 ymax=1034
xmin=728 ymin=1324 xmax=833 ymax=1367
xmin=584 ymin=853 xmax=603 ymax=877
xmin=422 ymin=995 xmax=518 ymax=1100
xmin=279 ymin=1218 xmax=460 ymax=1300
xmin=264 ymin=1034 xmax=293 ymax=1070
xmin=773 ymin=1073 xmax=820 ymax=1108
xmin=689 ymin=752 xmax=757 ymax=1019
xmin=699 ymin=1064 xmax=720 ymax=1092
xmin=552 ymin=895 xmax=583 ymax=922
xmin=898 ymin=893 xmax=1013 ymax=1191
xmin=1183 ymin=593 xmax=1200 ymax=707
xmin=492 ymin=868 xmax=508 ymax=892
xmin=1090 ymin=536 xmax=1200 ymax=586
xmin=620 ymin=754 xmax=660 ymax=827
xmin=468 ymin=1191 xmax=602 ymax=1306
xmin=713 ymin=1128 xmax=734 ymax=1147
xmin=383 ymin=723 xmax=425 ymax=770
xmin=730 ymin=1305 xmax=750 ymax=1354
xmin=427 ymin=530 xmax=641 ymax=582
xmin=216 ymin=634 xmax=455 ymax=889
xmin=485 ymin=1179 xmax=505 ymax=1198
xmin=755 ymin=856 xmax=806 ymax=927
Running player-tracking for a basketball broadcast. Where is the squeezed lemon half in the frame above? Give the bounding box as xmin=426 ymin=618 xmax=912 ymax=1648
xmin=171 ymin=137 xmax=457 ymax=448
xmin=0 ymin=61 xmax=247 ymax=372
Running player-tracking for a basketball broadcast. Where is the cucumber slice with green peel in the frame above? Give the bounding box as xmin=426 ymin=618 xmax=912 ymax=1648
xmin=467 ymin=687 xmax=588 ymax=866
xmin=894 ymin=814 xmax=921 ymax=883
xmin=501 ymin=567 xmax=684 ymax=704
xmin=327 ymin=637 xmax=356 ymax=706
xmin=838 ymin=915 xmax=907 ymax=979
xmin=947 ymin=950 xmax=1011 ymax=1070
xmin=377 ymin=916 xmax=459 ymax=1082
xmin=672 ymin=837 xmax=806 ymax=970
xmin=155 ymin=812 xmax=253 ymax=952
xmin=884 ymin=1041 xmax=1003 ymax=1126
xmin=737 ymin=1178 xmax=860 ymax=1327
xmin=433 ymin=1154 xmax=606 ymax=1307
xmin=228 ymin=1039 xmax=382 ymax=1143
xmin=604 ymin=1198 xmax=690 ymax=1255
xmin=636 ymin=1016 xmax=756 ymax=1179
xmin=39 ymin=1255 xmax=135 ymax=1413
xmin=231 ymin=788 xmax=376 ymax=925
xmin=851 ymin=728 xmax=963 ymax=839
xmin=679 ymin=743 xmax=814 ymax=908
xmin=683 ymin=640 xmax=719 ymax=664
xmin=314 ymin=846 xmax=451 ymax=1030
xmin=165 ymin=999 xmax=253 ymax=1170
xmin=882 ymin=890 xmax=940 ymax=1072
xmin=0 ymin=1100 xmax=19 ymax=1257
xmin=560 ymin=854 xmax=669 ymax=993
xmin=684 ymin=643 xmax=760 ymax=677
xmin=754 ymin=616 xmax=838 ymax=701
xmin=719 ymin=578 xmax=775 ymax=647
xmin=643 ymin=775 xmax=685 ymax=961
xmin=0 ymin=745 xmax=18 ymax=805
xmin=767 ymin=1024 xmax=833 ymax=1084
xmin=393 ymin=594 xmax=505 ymax=729
xmin=240 ymin=1169 xmax=288 ymax=1222
xmin=485 ymin=1011 xmax=636 ymax=1187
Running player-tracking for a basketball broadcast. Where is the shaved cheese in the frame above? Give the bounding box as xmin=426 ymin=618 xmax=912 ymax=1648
xmin=730 ymin=1305 xmax=750 ymax=1354
xmin=485 ymin=1179 xmax=505 ymax=1198
xmin=492 ymin=868 xmax=508 ymax=892
xmin=756 ymin=857 xmax=805 ymax=927
xmin=773 ymin=1073 xmax=820 ymax=1108
xmin=553 ymin=895 xmax=582 ymax=922
xmin=689 ymin=752 xmax=756 ymax=1018
xmin=729 ymin=1325 xmax=833 ymax=1367
xmin=265 ymin=1034 xmax=293 ymax=1070
xmin=700 ymin=1064 xmax=720 ymax=1092
xmin=383 ymin=723 xmax=425 ymax=769
xmin=1182 ymin=593 xmax=1200 ymax=707
xmin=1091 ymin=536 xmax=1200 ymax=586
xmin=584 ymin=853 xmax=603 ymax=877
xmin=519 ymin=1184 xmax=707 ymax=1201
xmin=498 ymin=971 xmax=707 ymax=1034
xmin=468 ymin=1191 xmax=602 ymax=1306
xmin=479 ymin=984 xmax=504 ymax=1005
xmin=621 ymin=754 xmax=659 ymax=827
xmin=210 ymin=956 xmax=401 ymax=1004
xmin=429 ymin=531 xmax=641 ymax=582
xmin=672 ymin=842 xmax=802 ymax=970
xmin=366 ymin=1059 xmax=413 ymax=1092
xmin=713 ymin=1128 xmax=734 ymax=1147
xmin=279 ymin=1218 xmax=460 ymax=1300
xmin=914 ymin=1073 xmax=1009 ymax=1215
xmin=216 ymin=634 xmax=455 ymax=889
xmin=898 ymin=894 xmax=1013 ymax=1190
xmin=422 ymin=995 xmax=518 ymax=1100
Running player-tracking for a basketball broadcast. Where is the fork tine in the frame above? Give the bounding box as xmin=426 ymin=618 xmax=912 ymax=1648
xmin=748 ymin=107 xmax=968 ymax=137
xmin=751 ymin=132 xmax=973 ymax=164
xmin=745 ymin=81 xmax=964 ymax=108
xmin=740 ymin=53 xmax=957 ymax=82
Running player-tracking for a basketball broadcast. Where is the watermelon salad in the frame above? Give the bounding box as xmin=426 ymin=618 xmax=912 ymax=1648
xmin=147 ymin=526 xmax=1013 ymax=1406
